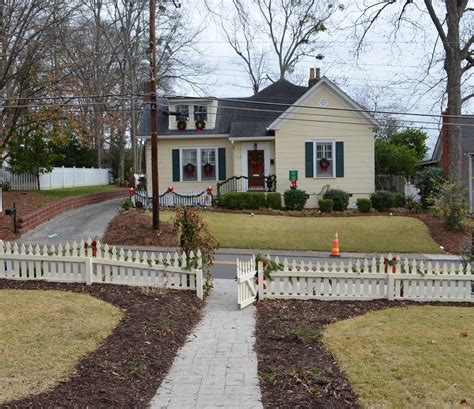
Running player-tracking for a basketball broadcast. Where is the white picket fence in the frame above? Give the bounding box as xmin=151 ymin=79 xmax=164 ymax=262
xmin=0 ymin=240 xmax=203 ymax=299
xmin=238 ymin=255 xmax=473 ymax=307
xmin=0 ymin=167 xmax=110 ymax=190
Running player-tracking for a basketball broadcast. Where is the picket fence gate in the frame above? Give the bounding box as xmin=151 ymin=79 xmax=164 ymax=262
xmin=0 ymin=240 xmax=203 ymax=299
xmin=237 ymin=255 xmax=473 ymax=308
xmin=237 ymin=258 xmax=257 ymax=309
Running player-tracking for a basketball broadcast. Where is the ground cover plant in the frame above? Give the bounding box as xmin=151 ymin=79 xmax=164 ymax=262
xmin=0 ymin=280 xmax=203 ymax=407
xmin=256 ymin=299 xmax=474 ymax=408
xmin=324 ymin=306 xmax=474 ymax=408
xmin=0 ymin=289 xmax=122 ymax=404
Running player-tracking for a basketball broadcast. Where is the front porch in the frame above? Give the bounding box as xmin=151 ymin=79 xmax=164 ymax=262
xmin=216 ymin=175 xmax=277 ymax=196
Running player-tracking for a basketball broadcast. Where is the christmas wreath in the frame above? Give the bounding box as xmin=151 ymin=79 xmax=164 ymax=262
xmin=249 ymin=152 xmax=263 ymax=166
xmin=184 ymin=163 xmax=195 ymax=177
xmin=177 ymin=120 xmax=187 ymax=131
xmin=319 ymin=157 xmax=330 ymax=172
xmin=203 ymin=163 xmax=214 ymax=177
xmin=195 ymin=119 xmax=206 ymax=131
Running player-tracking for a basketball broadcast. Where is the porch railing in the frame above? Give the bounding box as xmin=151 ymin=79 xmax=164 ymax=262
xmin=216 ymin=175 xmax=276 ymax=196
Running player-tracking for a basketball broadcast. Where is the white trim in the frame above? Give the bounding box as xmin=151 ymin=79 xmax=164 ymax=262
xmin=267 ymin=77 xmax=380 ymax=130
xmin=229 ymin=136 xmax=275 ymax=142
xmin=179 ymin=147 xmax=219 ymax=182
xmin=241 ymin=142 xmax=271 ymax=191
xmin=313 ymin=140 xmax=336 ymax=179
xmin=146 ymin=134 xmax=229 ymax=140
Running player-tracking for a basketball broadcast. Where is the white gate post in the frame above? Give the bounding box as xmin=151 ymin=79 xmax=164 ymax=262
xmin=257 ymin=261 xmax=264 ymax=300
xmin=85 ymin=257 xmax=93 ymax=285
xmin=196 ymin=250 xmax=203 ymax=300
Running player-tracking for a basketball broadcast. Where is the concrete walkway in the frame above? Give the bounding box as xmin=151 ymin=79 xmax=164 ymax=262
xmin=150 ymin=279 xmax=262 ymax=409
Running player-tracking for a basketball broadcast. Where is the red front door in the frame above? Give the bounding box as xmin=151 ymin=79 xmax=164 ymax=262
xmin=247 ymin=150 xmax=265 ymax=189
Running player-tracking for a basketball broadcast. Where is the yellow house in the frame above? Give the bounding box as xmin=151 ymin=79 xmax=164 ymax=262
xmin=139 ymin=69 xmax=379 ymax=207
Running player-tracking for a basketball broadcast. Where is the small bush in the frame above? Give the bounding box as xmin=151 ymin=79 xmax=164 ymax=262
xmin=121 ymin=198 xmax=132 ymax=211
xmin=405 ymin=195 xmax=421 ymax=213
xmin=0 ymin=181 xmax=11 ymax=191
xmin=266 ymin=192 xmax=282 ymax=210
xmin=357 ymin=198 xmax=371 ymax=213
xmin=370 ymin=190 xmax=394 ymax=212
xmin=318 ymin=199 xmax=333 ymax=213
xmin=222 ymin=192 xmax=266 ymax=209
xmin=438 ymin=180 xmax=469 ymax=231
xmin=415 ymin=167 xmax=447 ymax=208
xmin=392 ymin=192 xmax=406 ymax=208
xmin=323 ymin=189 xmax=350 ymax=211
xmin=428 ymin=206 xmax=442 ymax=219
xmin=284 ymin=189 xmax=309 ymax=211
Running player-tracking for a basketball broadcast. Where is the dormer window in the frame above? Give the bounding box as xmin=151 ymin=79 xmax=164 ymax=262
xmin=176 ymin=105 xmax=189 ymax=121
xmin=194 ymin=105 xmax=208 ymax=122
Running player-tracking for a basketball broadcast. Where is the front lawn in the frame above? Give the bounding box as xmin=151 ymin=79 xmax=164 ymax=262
xmin=324 ymin=306 xmax=474 ymax=407
xmin=161 ymin=211 xmax=442 ymax=253
xmin=38 ymin=185 xmax=119 ymax=199
xmin=0 ymin=289 xmax=122 ymax=403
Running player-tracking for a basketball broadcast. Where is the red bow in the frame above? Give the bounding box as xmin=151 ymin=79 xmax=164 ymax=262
xmin=290 ymin=180 xmax=297 ymax=189
xmin=206 ymin=186 xmax=213 ymax=195
xmin=384 ymin=257 xmax=397 ymax=273
xmin=166 ymin=186 xmax=174 ymax=194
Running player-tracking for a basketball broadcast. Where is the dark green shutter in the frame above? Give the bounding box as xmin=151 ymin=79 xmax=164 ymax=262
xmin=305 ymin=142 xmax=314 ymax=178
xmin=336 ymin=142 xmax=344 ymax=177
xmin=218 ymin=148 xmax=226 ymax=180
xmin=172 ymin=149 xmax=180 ymax=181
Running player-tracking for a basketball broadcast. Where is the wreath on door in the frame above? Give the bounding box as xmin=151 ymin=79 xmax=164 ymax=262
xmin=249 ymin=152 xmax=264 ymax=166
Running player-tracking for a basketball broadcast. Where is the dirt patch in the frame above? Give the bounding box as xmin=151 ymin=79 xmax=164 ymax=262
xmin=0 ymin=191 xmax=55 ymax=240
xmin=0 ymin=280 xmax=203 ymax=408
xmin=256 ymin=299 xmax=474 ymax=408
xmin=102 ymin=210 xmax=178 ymax=247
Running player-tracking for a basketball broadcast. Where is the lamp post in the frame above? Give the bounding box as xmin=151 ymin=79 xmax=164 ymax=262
xmin=149 ymin=0 xmax=159 ymax=229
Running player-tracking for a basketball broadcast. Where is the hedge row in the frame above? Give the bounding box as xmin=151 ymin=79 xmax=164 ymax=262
xmin=221 ymin=192 xmax=282 ymax=210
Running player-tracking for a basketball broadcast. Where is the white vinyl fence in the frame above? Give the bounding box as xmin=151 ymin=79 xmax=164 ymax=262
xmin=238 ymin=255 xmax=473 ymax=307
xmin=0 ymin=167 xmax=110 ymax=190
xmin=0 ymin=239 xmax=203 ymax=299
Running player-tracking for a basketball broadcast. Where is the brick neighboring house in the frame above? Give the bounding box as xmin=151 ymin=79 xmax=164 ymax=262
xmin=430 ymin=114 xmax=474 ymax=211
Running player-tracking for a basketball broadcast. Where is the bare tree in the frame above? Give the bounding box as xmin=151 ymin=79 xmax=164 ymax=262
xmin=355 ymin=1 xmax=473 ymax=180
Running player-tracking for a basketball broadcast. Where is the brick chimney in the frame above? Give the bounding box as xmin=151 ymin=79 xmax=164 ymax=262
xmin=308 ymin=68 xmax=321 ymax=87
xmin=441 ymin=110 xmax=449 ymax=173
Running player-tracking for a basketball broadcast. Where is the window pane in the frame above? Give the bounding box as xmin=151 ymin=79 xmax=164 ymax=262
xmin=315 ymin=143 xmax=333 ymax=177
xmin=176 ymin=105 xmax=189 ymax=121
xmin=201 ymin=148 xmax=216 ymax=180
xmin=194 ymin=105 xmax=208 ymax=122
xmin=182 ymin=149 xmax=197 ymax=181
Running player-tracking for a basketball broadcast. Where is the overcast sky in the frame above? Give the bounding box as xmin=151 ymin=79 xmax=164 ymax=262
xmin=169 ymin=0 xmax=473 ymax=149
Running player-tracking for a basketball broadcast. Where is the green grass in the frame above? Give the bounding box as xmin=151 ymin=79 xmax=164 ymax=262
xmin=323 ymin=306 xmax=474 ymax=408
xmin=161 ymin=211 xmax=442 ymax=253
xmin=38 ymin=185 xmax=118 ymax=199
xmin=0 ymin=290 xmax=122 ymax=403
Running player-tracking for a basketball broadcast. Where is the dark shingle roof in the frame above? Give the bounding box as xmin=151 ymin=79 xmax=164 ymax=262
xmin=137 ymin=79 xmax=309 ymax=138
xmin=460 ymin=116 xmax=474 ymax=152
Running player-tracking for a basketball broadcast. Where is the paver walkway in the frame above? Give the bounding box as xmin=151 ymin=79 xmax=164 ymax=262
xmin=150 ymin=279 xmax=262 ymax=409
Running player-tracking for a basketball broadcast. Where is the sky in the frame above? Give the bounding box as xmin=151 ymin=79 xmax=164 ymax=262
xmin=169 ymin=0 xmax=474 ymax=151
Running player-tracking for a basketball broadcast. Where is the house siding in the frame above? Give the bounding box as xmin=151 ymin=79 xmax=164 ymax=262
xmin=145 ymin=137 xmax=233 ymax=193
xmin=274 ymin=84 xmax=375 ymax=207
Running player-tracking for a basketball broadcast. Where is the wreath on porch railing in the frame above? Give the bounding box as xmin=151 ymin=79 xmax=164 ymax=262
xmin=184 ymin=163 xmax=195 ymax=177
xmin=203 ymin=163 xmax=214 ymax=177
xmin=319 ymin=157 xmax=330 ymax=172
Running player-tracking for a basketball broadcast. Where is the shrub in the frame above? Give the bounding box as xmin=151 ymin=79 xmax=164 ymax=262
xmin=121 ymin=198 xmax=132 ymax=211
xmin=415 ymin=167 xmax=447 ymax=208
xmin=356 ymin=198 xmax=371 ymax=213
xmin=438 ymin=180 xmax=469 ymax=231
xmin=318 ymin=199 xmax=333 ymax=213
xmin=266 ymin=192 xmax=282 ymax=210
xmin=405 ymin=195 xmax=421 ymax=213
xmin=284 ymin=189 xmax=309 ymax=211
xmin=370 ymin=190 xmax=394 ymax=212
xmin=0 ymin=181 xmax=11 ymax=191
xmin=392 ymin=192 xmax=406 ymax=208
xmin=323 ymin=189 xmax=350 ymax=211
xmin=428 ymin=206 xmax=442 ymax=219
xmin=222 ymin=192 xmax=266 ymax=209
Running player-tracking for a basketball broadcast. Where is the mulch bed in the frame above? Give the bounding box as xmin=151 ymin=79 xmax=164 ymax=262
xmin=0 ymin=280 xmax=203 ymax=408
xmin=0 ymin=191 xmax=54 ymax=241
xmin=256 ymin=299 xmax=474 ymax=408
xmin=102 ymin=210 xmax=178 ymax=247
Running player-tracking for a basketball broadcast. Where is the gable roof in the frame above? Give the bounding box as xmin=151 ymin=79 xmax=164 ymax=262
xmin=137 ymin=78 xmax=378 ymax=138
xmin=267 ymin=77 xmax=380 ymax=130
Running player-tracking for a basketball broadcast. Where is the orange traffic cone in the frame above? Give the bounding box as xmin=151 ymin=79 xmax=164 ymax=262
xmin=331 ymin=232 xmax=340 ymax=257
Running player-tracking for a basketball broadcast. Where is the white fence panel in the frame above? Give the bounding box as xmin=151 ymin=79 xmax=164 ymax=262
xmin=0 ymin=240 xmax=203 ymax=300
xmin=0 ymin=169 xmax=37 ymax=190
xmin=252 ymin=256 xmax=473 ymax=304
xmin=39 ymin=167 xmax=109 ymax=190
xmin=237 ymin=258 xmax=257 ymax=309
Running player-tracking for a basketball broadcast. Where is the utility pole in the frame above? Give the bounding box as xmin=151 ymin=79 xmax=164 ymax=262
xmin=149 ymin=0 xmax=159 ymax=229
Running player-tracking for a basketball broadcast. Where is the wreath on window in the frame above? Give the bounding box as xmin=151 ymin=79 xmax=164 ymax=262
xmin=203 ymin=163 xmax=213 ymax=177
xmin=319 ymin=158 xmax=330 ymax=172
xmin=184 ymin=163 xmax=195 ymax=177
xmin=177 ymin=120 xmax=187 ymax=132
xmin=195 ymin=120 xmax=206 ymax=132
